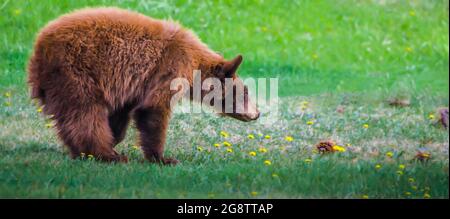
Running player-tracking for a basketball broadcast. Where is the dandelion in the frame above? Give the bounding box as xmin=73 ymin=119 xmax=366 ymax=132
xmin=375 ymin=164 xmax=382 ymax=170
xmin=248 ymin=151 xmax=256 ymax=156
xmin=363 ymin=124 xmax=369 ymax=129
xmin=4 ymin=102 xmax=11 ymax=107
xmin=346 ymin=143 xmax=351 ymax=147
xmin=250 ymin=191 xmax=258 ymax=197
xmin=300 ymin=101 xmax=309 ymax=106
xmin=214 ymin=143 xmax=221 ymax=148
xmin=258 ymin=133 xmax=263 ymax=137
xmin=428 ymin=114 xmax=435 ymax=120
xmin=272 ymin=173 xmax=279 ymax=178
xmin=332 ymin=145 xmax=346 ymax=152
xmin=386 ymin=151 xmax=394 ymax=158
xmin=285 ymin=136 xmax=294 ymax=142
xmin=13 ymin=9 xmax=22 ymax=16
xmin=226 ymin=148 xmax=233 ymax=153
xmin=409 ymin=10 xmax=416 ymax=16
xmin=405 ymin=192 xmax=412 ymax=196
xmin=45 ymin=122 xmax=53 ymax=128
xmin=398 ymin=164 xmax=406 ymax=170
xmin=132 ymin=145 xmax=139 ymax=150
xmin=197 ymin=146 xmax=204 ymax=152
xmin=408 ymin=178 xmax=415 ymax=183
xmin=405 ymin=47 xmax=413 ymax=53
xmin=304 ymin=158 xmax=312 ymax=163
xmin=248 ymin=134 xmax=255 ymax=139
xmin=396 ymin=170 xmax=404 ymax=175
xmin=264 ymin=135 xmax=271 ymax=139
xmin=423 ymin=193 xmax=431 ymax=199
xmin=4 ymin=92 xmax=11 ymax=98
xmin=220 ymin=131 xmax=229 ymax=138
xmin=258 ymin=147 xmax=268 ymax=153
xmin=37 ymin=107 xmax=43 ymax=113
xmin=362 ymin=195 xmax=369 ymax=199
xmin=312 ymin=53 xmax=319 ymax=60
xmin=264 ymin=160 xmax=272 ymax=166
xmin=306 ymin=120 xmax=314 ymax=125
xmin=223 ymin=141 xmax=232 ymax=147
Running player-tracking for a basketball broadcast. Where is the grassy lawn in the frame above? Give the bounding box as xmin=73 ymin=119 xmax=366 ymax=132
xmin=0 ymin=0 xmax=448 ymax=198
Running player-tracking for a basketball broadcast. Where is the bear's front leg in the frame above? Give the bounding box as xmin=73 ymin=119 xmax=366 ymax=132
xmin=134 ymin=106 xmax=178 ymax=165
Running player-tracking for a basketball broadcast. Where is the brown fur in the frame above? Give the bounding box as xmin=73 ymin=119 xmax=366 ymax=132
xmin=28 ymin=7 xmax=256 ymax=164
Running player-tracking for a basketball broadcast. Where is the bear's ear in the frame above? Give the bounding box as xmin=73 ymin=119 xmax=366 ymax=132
xmin=222 ymin=55 xmax=243 ymax=78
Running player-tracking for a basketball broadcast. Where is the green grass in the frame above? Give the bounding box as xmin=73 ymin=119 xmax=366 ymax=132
xmin=0 ymin=0 xmax=449 ymax=198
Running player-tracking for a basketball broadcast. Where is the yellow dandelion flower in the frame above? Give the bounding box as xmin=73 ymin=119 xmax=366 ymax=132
xmin=264 ymin=160 xmax=272 ymax=166
xmin=375 ymin=164 xmax=382 ymax=170
xmin=423 ymin=193 xmax=431 ymax=199
xmin=250 ymin=191 xmax=258 ymax=196
xmin=409 ymin=10 xmax=416 ymax=16
xmin=428 ymin=114 xmax=435 ymax=120
xmin=4 ymin=92 xmax=11 ymax=98
xmin=223 ymin=141 xmax=232 ymax=147
xmin=363 ymin=124 xmax=369 ymax=129
xmin=271 ymin=173 xmax=279 ymax=178
xmin=285 ymin=136 xmax=294 ymax=142
xmin=300 ymin=101 xmax=309 ymax=106
xmin=248 ymin=151 xmax=257 ymax=156
xmin=332 ymin=145 xmax=346 ymax=152
xmin=362 ymin=195 xmax=369 ymax=199
xmin=220 ymin=131 xmax=229 ymax=138
xmin=346 ymin=143 xmax=351 ymax=147
xmin=258 ymin=147 xmax=268 ymax=153
xmin=264 ymin=135 xmax=271 ymax=139
xmin=197 ymin=146 xmax=204 ymax=152
xmin=405 ymin=47 xmax=413 ymax=53
xmin=4 ymin=101 xmax=11 ymax=107
xmin=398 ymin=164 xmax=406 ymax=170
xmin=306 ymin=121 xmax=314 ymax=125
xmin=13 ymin=9 xmax=22 ymax=16
xmin=213 ymin=143 xmax=221 ymax=148
xmin=132 ymin=145 xmax=139 ymax=150
xmin=45 ymin=123 xmax=53 ymax=128
xmin=386 ymin=151 xmax=394 ymax=158
xmin=37 ymin=107 xmax=43 ymax=113
xmin=405 ymin=192 xmax=412 ymax=196
xmin=304 ymin=158 xmax=312 ymax=163
xmin=312 ymin=53 xmax=319 ymax=60
xmin=248 ymin=134 xmax=255 ymax=139
xmin=226 ymin=148 xmax=233 ymax=153
xmin=396 ymin=170 xmax=404 ymax=175
xmin=408 ymin=178 xmax=415 ymax=183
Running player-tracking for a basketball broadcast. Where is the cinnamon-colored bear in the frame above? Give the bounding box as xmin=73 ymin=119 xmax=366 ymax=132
xmin=28 ymin=7 xmax=259 ymax=164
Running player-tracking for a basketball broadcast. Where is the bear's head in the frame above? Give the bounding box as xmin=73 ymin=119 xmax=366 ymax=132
xmin=201 ymin=55 xmax=260 ymax=122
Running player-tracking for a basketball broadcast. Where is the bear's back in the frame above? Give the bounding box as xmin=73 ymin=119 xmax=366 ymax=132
xmin=30 ymin=7 xmax=183 ymax=107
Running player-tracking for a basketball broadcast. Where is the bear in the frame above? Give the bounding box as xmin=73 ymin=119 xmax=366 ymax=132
xmin=27 ymin=7 xmax=259 ymax=165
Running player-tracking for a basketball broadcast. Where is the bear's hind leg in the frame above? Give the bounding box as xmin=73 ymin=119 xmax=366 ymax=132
xmin=56 ymin=105 xmax=128 ymax=162
xmin=133 ymin=106 xmax=178 ymax=165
